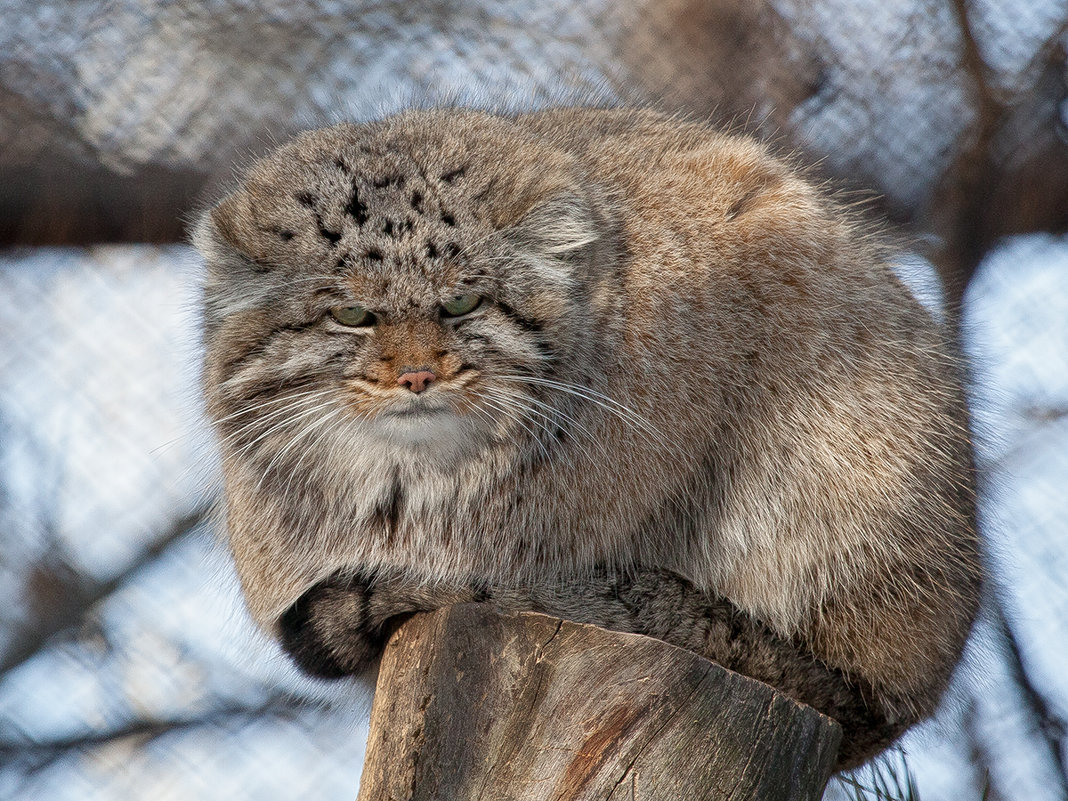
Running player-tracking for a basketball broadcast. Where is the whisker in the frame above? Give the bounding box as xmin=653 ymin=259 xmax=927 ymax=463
xmin=489 ymin=377 xmax=700 ymax=531
xmin=475 ymin=392 xmax=550 ymax=461
xmin=495 ymin=374 xmax=676 ymax=452
xmin=481 ymin=387 xmax=603 ymax=466
xmin=211 ymin=387 xmax=327 ymax=426
xmin=279 ymin=406 xmax=351 ymax=503
xmin=232 ymin=398 xmax=339 ymax=461
xmin=484 ymin=386 xmax=599 ymax=443
xmin=216 ymin=391 xmax=334 ymax=447
xmin=255 ymin=402 xmax=344 ymax=493
xmin=482 ymin=388 xmax=558 ymax=441
xmin=463 ymin=398 xmax=506 ymax=440
xmin=220 ymin=394 xmax=334 ymax=451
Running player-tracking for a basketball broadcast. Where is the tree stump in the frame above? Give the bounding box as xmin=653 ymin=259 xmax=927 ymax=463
xmin=357 ymin=604 xmax=841 ymax=801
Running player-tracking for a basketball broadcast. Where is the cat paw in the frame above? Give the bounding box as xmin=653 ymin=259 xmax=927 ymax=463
xmin=278 ymin=574 xmax=385 ymax=678
xmin=277 ymin=571 xmax=482 ymax=677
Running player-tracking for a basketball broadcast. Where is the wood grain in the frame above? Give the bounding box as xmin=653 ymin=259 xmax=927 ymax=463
xmin=357 ymin=604 xmax=841 ymax=801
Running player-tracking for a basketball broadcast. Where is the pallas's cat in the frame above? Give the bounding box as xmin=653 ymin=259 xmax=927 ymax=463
xmin=195 ymin=107 xmax=980 ymax=769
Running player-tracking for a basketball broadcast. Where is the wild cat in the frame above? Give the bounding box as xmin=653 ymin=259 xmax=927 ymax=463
xmin=194 ymin=106 xmax=981 ymax=769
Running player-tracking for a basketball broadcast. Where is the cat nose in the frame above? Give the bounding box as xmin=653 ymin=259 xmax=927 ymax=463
xmin=397 ymin=368 xmax=437 ymax=394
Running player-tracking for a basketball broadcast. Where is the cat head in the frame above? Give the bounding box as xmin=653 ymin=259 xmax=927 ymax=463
xmin=195 ymin=110 xmax=619 ymax=472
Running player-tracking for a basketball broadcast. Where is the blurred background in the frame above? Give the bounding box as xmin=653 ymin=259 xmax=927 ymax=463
xmin=1 ymin=1 xmax=1066 ymax=798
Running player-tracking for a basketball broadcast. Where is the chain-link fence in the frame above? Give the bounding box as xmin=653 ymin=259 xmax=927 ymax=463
xmin=1 ymin=2 xmax=1066 ymax=799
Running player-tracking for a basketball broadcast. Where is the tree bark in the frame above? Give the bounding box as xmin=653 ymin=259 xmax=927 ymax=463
xmin=357 ymin=604 xmax=841 ymax=801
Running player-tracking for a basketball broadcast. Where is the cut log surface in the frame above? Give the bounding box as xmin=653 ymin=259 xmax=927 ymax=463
xmin=357 ymin=604 xmax=841 ymax=801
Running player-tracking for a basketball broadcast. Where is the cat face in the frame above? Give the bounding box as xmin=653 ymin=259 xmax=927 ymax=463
xmin=197 ymin=112 xmax=611 ymax=472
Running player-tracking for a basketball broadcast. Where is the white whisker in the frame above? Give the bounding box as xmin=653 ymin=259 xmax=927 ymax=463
xmin=489 ymin=377 xmax=699 ymax=529
xmin=495 ymin=374 xmax=676 ymax=452
xmin=279 ymin=406 xmax=351 ymax=504
xmin=481 ymin=386 xmax=602 ymax=467
xmin=483 ymin=388 xmax=557 ymax=440
xmin=212 ymin=387 xmax=327 ymax=426
xmin=255 ymin=402 xmax=344 ymax=494
xmin=216 ymin=391 xmax=335 ymax=448
xmin=232 ymin=398 xmax=339 ymax=462
xmin=463 ymin=396 xmax=505 ymax=438
xmin=476 ymin=392 xmax=550 ymax=461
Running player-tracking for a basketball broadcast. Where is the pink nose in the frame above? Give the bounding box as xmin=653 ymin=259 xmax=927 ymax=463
xmin=397 ymin=369 xmax=436 ymax=394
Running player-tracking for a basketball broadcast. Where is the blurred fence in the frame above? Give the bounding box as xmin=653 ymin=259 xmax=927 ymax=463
xmin=1 ymin=2 xmax=1066 ymax=799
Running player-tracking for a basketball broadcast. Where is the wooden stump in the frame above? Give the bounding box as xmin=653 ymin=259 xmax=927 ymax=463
xmin=356 ymin=604 xmax=840 ymax=801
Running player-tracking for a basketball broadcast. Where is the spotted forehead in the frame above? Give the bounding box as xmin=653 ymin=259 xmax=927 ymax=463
xmin=268 ymin=139 xmax=492 ymax=277
xmin=211 ymin=114 xmax=576 ymax=286
xmin=327 ymin=156 xmax=488 ymax=290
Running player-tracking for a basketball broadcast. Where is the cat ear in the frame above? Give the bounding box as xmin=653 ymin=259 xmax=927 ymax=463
xmin=504 ymin=193 xmax=606 ymax=290
xmin=506 ymin=193 xmax=600 ymax=256
xmin=192 ymin=191 xmax=272 ymax=275
xmin=193 ymin=193 xmax=278 ymax=333
xmin=209 ymin=192 xmax=255 ymax=253
xmin=503 ymin=193 xmax=602 ymax=288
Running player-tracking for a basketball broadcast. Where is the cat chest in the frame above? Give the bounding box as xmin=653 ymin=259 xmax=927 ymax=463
xmin=353 ymin=468 xmax=529 ymax=557
xmin=343 ymin=461 xmax=659 ymax=576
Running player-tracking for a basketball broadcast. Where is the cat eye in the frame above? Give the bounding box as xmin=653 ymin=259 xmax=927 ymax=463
xmin=329 ymin=305 xmax=375 ymax=327
xmin=441 ymin=294 xmax=481 ymax=317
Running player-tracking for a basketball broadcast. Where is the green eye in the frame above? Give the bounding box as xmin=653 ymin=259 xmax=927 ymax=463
xmin=329 ymin=305 xmax=374 ymax=326
xmin=441 ymin=294 xmax=481 ymax=317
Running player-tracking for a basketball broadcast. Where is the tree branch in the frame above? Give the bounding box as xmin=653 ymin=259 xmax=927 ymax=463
xmin=993 ymin=603 xmax=1068 ymax=777
xmin=0 ymin=505 xmax=211 ymax=675
xmin=930 ymin=11 xmax=1068 ymax=313
xmin=0 ymin=694 xmax=305 ymax=775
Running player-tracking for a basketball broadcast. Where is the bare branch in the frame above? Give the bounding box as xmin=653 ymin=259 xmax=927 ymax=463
xmin=0 ymin=504 xmax=212 ymax=675
xmin=962 ymin=701 xmax=1003 ymax=801
xmin=927 ymin=0 xmax=1007 ymax=316
xmin=930 ymin=11 xmax=1068 ymax=313
xmin=963 ymin=599 xmax=1068 ymax=797
xmin=0 ymin=693 xmax=306 ymax=775
xmin=994 ymin=604 xmax=1068 ymax=772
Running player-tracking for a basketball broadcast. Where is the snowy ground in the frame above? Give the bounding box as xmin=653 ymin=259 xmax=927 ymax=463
xmin=0 ymin=235 xmax=1065 ymax=799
